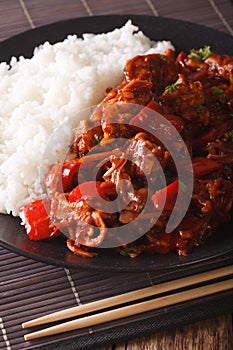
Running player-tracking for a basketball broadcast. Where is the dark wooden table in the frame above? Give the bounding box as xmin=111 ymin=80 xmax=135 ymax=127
xmin=0 ymin=1 xmax=233 ymax=349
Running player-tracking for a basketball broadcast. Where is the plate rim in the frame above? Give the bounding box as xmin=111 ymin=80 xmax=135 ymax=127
xmin=0 ymin=14 xmax=233 ymax=272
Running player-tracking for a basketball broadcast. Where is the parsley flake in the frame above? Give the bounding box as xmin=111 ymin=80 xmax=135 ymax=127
xmin=211 ymin=86 xmax=224 ymax=96
xmin=94 ymin=133 xmax=100 ymax=144
xmin=165 ymin=77 xmax=182 ymax=93
xmin=120 ymin=246 xmax=137 ymax=256
xmin=161 ymin=55 xmax=167 ymax=63
xmin=190 ymin=46 xmax=213 ymax=61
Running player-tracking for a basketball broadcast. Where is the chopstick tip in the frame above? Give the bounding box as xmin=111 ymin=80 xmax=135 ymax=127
xmin=24 ymin=333 xmax=33 ymax=341
xmin=22 ymin=322 xmax=29 ymax=329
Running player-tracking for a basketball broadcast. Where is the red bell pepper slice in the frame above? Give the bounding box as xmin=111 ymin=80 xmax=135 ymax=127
xmin=59 ymin=159 xmax=81 ymax=192
xmin=68 ymin=181 xmax=116 ymax=203
xmin=45 ymin=157 xmax=97 ymax=193
xmin=146 ymin=99 xmax=163 ymax=113
xmin=20 ymin=198 xmax=56 ymax=240
xmin=151 ymin=180 xmax=179 ymax=212
xmin=176 ymin=51 xmax=186 ymax=64
xmin=163 ymin=114 xmax=184 ymax=133
xmin=176 ymin=51 xmax=192 ymax=75
xmin=45 ymin=159 xmax=81 ymax=193
xmin=129 ymin=101 xmax=184 ymax=133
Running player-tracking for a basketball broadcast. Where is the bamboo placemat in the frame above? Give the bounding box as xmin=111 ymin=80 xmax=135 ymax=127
xmin=1 ymin=1 xmax=233 ymax=349
xmin=1 ymin=245 xmax=233 ymax=350
xmin=0 ymin=0 xmax=233 ymax=42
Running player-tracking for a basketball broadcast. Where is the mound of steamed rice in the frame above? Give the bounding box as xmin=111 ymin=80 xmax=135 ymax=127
xmin=0 ymin=20 xmax=174 ymax=216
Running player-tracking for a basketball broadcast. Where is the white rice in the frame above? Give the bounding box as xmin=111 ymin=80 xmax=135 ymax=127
xmin=0 ymin=20 xmax=174 ymax=216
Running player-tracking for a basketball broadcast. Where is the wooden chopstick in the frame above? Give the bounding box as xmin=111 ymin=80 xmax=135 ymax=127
xmin=22 ymin=265 xmax=233 ymax=341
xmin=23 ymin=276 xmax=233 ymax=341
xmin=22 ymin=265 xmax=233 ymax=329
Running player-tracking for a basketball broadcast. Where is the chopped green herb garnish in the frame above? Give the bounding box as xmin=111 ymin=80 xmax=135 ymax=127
xmin=165 ymin=77 xmax=182 ymax=93
xmin=190 ymin=46 xmax=213 ymax=61
xmin=211 ymin=86 xmax=224 ymax=96
xmin=190 ymin=51 xmax=202 ymax=61
xmin=120 ymin=246 xmax=137 ymax=256
xmin=229 ymin=130 xmax=233 ymax=138
xmin=161 ymin=55 xmax=167 ymax=63
xmin=94 ymin=133 xmax=100 ymax=144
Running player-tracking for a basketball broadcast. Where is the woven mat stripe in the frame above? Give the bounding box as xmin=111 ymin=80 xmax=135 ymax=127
xmin=0 ymin=249 xmax=63 ymax=283
xmin=68 ymin=269 xmax=151 ymax=290
xmin=76 ymin=276 xmax=152 ymax=304
xmin=1 ymin=276 xmax=76 ymax=312
xmin=23 ymin=0 xmax=90 ymax=28
xmin=1 ymin=261 xmax=51 ymax=278
xmin=209 ymin=0 xmax=233 ymax=34
xmin=1 ymin=295 xmax=76 ymax=321
xmin=85 ymin=0 xmax=155 ymax=16
xmin=1 ymin=267 xmax=62 ymax=285
xmin=152 ymin=0 xmax=233 ymax=34
xmin=1 ymin=276 xmax=72 ymax=303
xmin=1 ymin=270 xmax=67 ymax=289
xmin=0 ymin=0 xmax=31 ymax=41
xmin=1 ymin=0 xmax=233 ymax=41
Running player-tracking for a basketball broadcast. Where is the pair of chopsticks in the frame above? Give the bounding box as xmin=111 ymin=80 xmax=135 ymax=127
xmin=22 ymin=265 xmax=233 ymax=341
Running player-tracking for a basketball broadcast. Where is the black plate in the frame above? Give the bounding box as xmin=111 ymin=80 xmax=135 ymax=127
xmin=0 ymin=15 xmax=233 ymax=271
